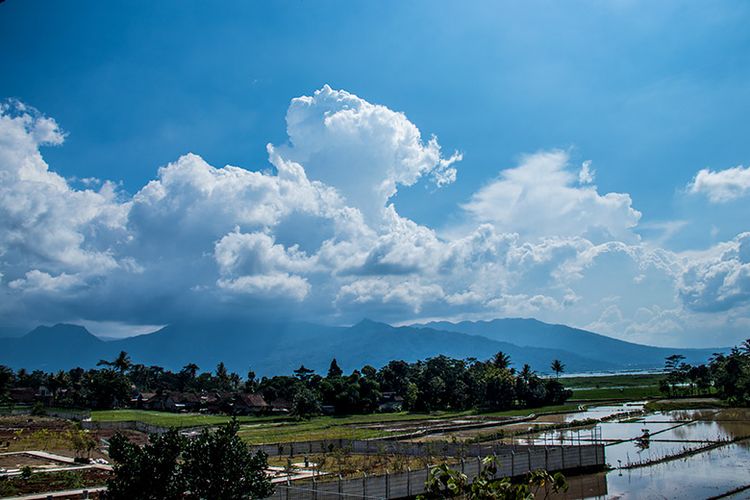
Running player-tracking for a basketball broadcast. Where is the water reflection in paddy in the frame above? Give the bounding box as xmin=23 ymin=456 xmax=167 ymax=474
xmin=603 ymin=438 xmax=709 ymax=467
xmin=534 ymin=402 xmax=646 ymax=426
xmin=557 ymin=442 xmax=750 ymax=499
xmin=507 ymin=421 xmax=679 ymax=446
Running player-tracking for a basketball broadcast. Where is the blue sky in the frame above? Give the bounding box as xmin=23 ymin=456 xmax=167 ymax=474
xmin=1 ymin=1 xmax=749 ymax=347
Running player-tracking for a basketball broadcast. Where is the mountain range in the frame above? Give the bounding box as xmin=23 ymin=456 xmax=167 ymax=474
xmin=0 ymin=318 xmax=724 ymax=376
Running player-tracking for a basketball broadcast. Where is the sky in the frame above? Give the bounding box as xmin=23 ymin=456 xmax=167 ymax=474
xmin=1 ymin=1 xmax=749 ymax=347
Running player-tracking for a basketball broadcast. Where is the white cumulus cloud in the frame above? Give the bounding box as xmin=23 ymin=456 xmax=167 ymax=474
xmin=1 ymin=89 xmax=749 ymax=346
xmin=462 ymin=150 xmax=641 ymax=242
xmin=689 ymin=165 xmax=750 ymax=203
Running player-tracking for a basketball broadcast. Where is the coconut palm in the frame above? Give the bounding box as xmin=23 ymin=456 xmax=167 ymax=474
xmin=492 ymin=352 xmax=512 ymax=370
xmin=550 ymin=359 xmax=565 ymax=379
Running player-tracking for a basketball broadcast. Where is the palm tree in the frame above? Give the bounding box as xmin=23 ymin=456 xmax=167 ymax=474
xmin=97 ymin=351 xmax=132 ymax=374
xmin=520 ymin=364 xmax=534 ymax=381
xmin=492 ymin=352 xmax=512 ymax=370
xmin=550 ymin=359 xmax=565 ymax=379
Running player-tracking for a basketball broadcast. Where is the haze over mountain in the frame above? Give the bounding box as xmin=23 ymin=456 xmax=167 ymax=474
xmin=416 ymin=318 xmax=722 ymax=368
xmin=0 ymin=318 xmax=722 ymax=376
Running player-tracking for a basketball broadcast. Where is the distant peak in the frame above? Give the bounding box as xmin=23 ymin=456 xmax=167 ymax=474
xmin=352 ymin=318 xmax=390 ymax=329
xmin=26 ymin=323 xmax=100 ymax=342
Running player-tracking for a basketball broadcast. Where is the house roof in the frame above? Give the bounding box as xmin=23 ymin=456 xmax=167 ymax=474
xmin=9 ymin=387 xmax=36 ymax=403
xmin=237 ymin=393 xmax=268 ymax=408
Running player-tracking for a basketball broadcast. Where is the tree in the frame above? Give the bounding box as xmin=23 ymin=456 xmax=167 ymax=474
xmin=484 ymin=367 xmax=516 ymax=411
xmin=97 ymin=351 xmax=132 ymax=374
xmin=182 ymin=419 xmax=273 ymax=499
xmin=216 ymin=362 xmax=230 ymax=391
xmin=493 ymin=352 xmax=512 ymax=370
xmin=664 ymin=354 xmax=687 ymax=395
xmin=0 ymin=365 xmax=14 ymax=404
xmin=550 ymin=359 xmax=565 ymax=379
xmin=107 ymin=420 xmax=272 ymax=500
xmin=327 ymin=358 xmax=343 ymax=378
xmin=67 ymin=429 xmax=97 ymax=461
xmin=107 ymin=429 xmax=186 ymax=500
xmin=179 ymin=363 xmax=199 ymax=391
xmin=244 ymin=369 xmax=258 ymax=393
xmin=291 ymin=386 xmax=321 ymax=419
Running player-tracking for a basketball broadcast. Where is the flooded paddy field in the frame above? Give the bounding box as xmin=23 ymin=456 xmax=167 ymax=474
xmin=395 ymin=402 xmax=750 ymax=498
xmin=411 ymin=402 xmax=646 ymax=443
xmin=532 ymin=406 xmax=750 ymax=499
xmin=557 ymin=441 xmax=750 ymax=499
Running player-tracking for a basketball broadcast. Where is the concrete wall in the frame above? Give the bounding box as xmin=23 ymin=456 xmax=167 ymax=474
xmin=264 ymin=443 xmax=605 ymax=499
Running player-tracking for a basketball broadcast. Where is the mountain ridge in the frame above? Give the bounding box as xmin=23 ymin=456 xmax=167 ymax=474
xmin=0 ymin=317 xmax=725 ymax=375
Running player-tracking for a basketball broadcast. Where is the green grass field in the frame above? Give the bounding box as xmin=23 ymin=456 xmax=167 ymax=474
xmin=90 ymin=409 xmax=290 ymax=427
xmin=562 ymin=373 xmax=665 ymax=401
xmin=236 ymin=404 xmax=580 ymax=444
xmin=91 ymin=403 xmax=579 ymax=443
xmin=570 ymin=386 xmax=662 ymax=401
xmin=644 ymin=398 xmax=727 ymax=412
xmin=562 ymin=373 xmax=664 ymax=389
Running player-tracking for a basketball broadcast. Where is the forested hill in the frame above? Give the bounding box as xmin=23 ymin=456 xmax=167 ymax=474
xmin=417 ymin=318 xmax=722 ymax=368
xmin=0 ymin=318 xmax=723 ymax=375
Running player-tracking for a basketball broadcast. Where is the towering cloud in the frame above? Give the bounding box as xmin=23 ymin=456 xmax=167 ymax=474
xmin=0 ymin=89 xmax=748 ymax=346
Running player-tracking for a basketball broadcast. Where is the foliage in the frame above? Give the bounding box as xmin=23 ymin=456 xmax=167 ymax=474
xmin=3 ymin=349 xmax=575 ymax=416
xmin=30 ymin=402 xmax=47 ymax=416
xmin=550 ymin=360 xmax=565 ymax=379
xmin=182 ymin=419 xmax=274 ymax=499
xmin=107 ymin=418 xmax=273 ymax=500
xmin=66 ymin=429 xmax=97 ymax=460
xmin=420 ymin=456 xmax=567 ymax=499
xmin=291 ymin=386 xmax=322 ymax=419
xmin=20 ymin=466 xmax=33 ymax=480
xmin=659 ymin=338 xmax=750 ymax=404
xmin=107 ymin=429 xmax=186 ymax=500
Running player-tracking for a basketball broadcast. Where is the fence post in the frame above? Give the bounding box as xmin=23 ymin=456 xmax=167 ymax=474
xmin=312 ymin=477 xmax=318 ymax=500
xmin=285 ymin=478 xmax=290 ymax=500
xmin=460 ymin=458 xmax=465 ymax=475
xmin=579 ymin=443 xmax=583 ymax=467
xmin=511 ymin=451 xmax=515 ymax=477
xmin=363 ymin=471 xmax=367 ymax=497
xmin=338 ymin=474 xmax=343 ymax=494
xmin=386 ymin=470 xmax=390 ymax=498
xmin=407 ymin=467 xmax=411 ymax=497
xmin=545 ymin=447 xmax=549 ymax=470
xmin=561 ymin=446 xmax=565 ymax=470
xmin=528 ymin=448 xmax=531 ymax=471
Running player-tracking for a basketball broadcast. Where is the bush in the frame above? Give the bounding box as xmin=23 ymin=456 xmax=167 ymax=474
xmin=106 ymin=418 xmax=273 ymax=500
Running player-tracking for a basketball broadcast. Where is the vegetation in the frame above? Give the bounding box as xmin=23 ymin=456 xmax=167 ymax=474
xmin=550 ymin=359 xmax=565 ymax=379
xmin=571 ymin=386 xmax=663 ymax=401
xmin=91 ymin=409 xmax=286 ymax=427
xmin=419 ymin=456 xmax=567 ymax=499
xmin=659 ymin=338 xmax=750 ymax=404
xmin=0 ymin=469 xmax=109 ymax=497
xmin=235 ymin=404 xmax=580 ymax=444
xmin=1 ymin=351 xmax=572 ymax=417
xmin=107 ymin=418 xmax=273 ymax=500
xmin=561 ymin=373 xmax=664 ymax=389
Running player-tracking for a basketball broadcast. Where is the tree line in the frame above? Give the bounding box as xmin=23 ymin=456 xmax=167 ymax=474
xmin=0 ymin=352 xmax=572 ymax=417
xmin=661 ymin=338 xmax=750 ymax=404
